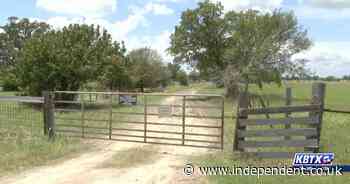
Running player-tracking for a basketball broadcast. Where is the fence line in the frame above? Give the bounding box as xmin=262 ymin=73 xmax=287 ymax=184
xmin=233 ymin=83 xmax=326 ymax=158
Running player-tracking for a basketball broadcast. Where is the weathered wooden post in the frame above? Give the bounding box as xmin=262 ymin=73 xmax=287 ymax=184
xmin=233 ymin=91 xmax=248 ymax=151
xmin=305 ymin=83 xmax=326 ymax=152
xmin=285 ymin=87 xmax=292 ymax=140
xmin=43 ymin=91 xmax=55 ymax=140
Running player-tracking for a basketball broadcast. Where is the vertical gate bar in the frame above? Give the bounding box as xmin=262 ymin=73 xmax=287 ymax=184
xmin=81 ymin=94 xmax=85 ymax=138
xmin=221 ymin=96 xmax=225 ymax=150
xmin=182 ymin=96 xmax=186 ymax=145
xmin=109 ymin=93 xmax=113 ymax=140
xmin=144 ymin=95 xmax=147 ymax=143
xmin=30 ymin=104 xmax=34 ymax=138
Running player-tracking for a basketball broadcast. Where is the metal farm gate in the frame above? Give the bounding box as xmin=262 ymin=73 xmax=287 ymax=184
xmin=51 ymin=91 xmax=225 ymax=149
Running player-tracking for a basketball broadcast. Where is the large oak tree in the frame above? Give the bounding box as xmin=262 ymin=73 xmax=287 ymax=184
xmin=169 ymin=0 xmax=311 ymax=95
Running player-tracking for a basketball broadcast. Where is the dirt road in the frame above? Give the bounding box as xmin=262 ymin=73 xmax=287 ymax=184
xmin=0 ymin=92 xmax=219 ymax=184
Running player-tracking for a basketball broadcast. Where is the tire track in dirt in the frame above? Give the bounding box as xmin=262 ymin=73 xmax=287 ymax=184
xmin=0 ymin=91 xmax=220 ymax=184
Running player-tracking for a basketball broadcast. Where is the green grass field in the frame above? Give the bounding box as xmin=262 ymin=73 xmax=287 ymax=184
xmin=0 ymin=95 xmax=90 ymax=177
xmin=189 ymin=81 xmax=350 ymax=183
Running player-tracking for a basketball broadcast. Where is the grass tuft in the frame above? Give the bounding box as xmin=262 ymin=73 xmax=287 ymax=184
xmin=98 ymin=145 xmax=158 ymax=169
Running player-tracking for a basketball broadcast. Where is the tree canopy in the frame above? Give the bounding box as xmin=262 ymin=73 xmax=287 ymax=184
xmin=169 ymin=0 xmax=312 ymax=94
xmin=0 ymin=17 xmax=188 ymax=96
xmin=0 ymin=17 xmax=50 ymax=90
xmin=16 ymin=24 xmax=122 ymax=96
xmin=127 ymin=48 xmax=167 ymax=92
xmin=168 ymin=1 xmax=227 ymax=79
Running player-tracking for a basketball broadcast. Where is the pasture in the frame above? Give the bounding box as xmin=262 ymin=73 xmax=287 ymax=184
xmin=189 ymin=81 xmax=350 ymax=183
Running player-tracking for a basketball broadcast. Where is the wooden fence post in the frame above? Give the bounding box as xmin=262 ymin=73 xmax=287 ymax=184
xmin=305 ymin=83 xmax=326 ymax=152
xmin=285 ymin=87 xmax=292 ymax=140
xmin=233 ymin=91 xmax=248 ymax=151
xmin=43 ymin=91 xmax=55 ymax=140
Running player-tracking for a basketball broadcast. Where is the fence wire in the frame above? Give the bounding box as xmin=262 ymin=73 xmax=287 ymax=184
xmin=0 ymin=102 xmax=44 ymax=141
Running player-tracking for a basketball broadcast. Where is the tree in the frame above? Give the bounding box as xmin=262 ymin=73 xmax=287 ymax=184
xmin=0 ymin=17 xmax=49 ymax=90
xmin=159 ymin=65 xmax=172 ymax=88
xmin=176 ymin=70 xmax=189 ymax=86
xmin=16 ymin=24 xmax=119 ymax=97
xmin=127 ymin=48 xmax=164 ymax=92
xmin=167 ymin=62 xmax=181 ymax=81
xmin=166 ymin=62 xmax=189 ymax=85
xmin=343 ymin=75 xmax=350 ymax=80
xmin=99 ymin=42 xmax=130 ymax=91
xmin=169 ymin=1 xmax=311 ymax=96
xmin=224 ymin=10 xmax=311 ymax=93
xmin=100 ymin=54 xmax=130 ymax=91
xmin=323 ymin=76 xmax=338 ymax=81
xmin=168 ymin=0 xmax=227 ymax=79
xmin=188 ymin=70 xmax=200 ymax=83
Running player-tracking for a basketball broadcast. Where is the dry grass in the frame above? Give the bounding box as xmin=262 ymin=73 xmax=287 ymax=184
xmin=98 ymin=145 xmax=158 ymax=169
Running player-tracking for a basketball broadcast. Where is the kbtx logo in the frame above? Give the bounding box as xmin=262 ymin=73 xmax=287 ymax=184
xmin=293 ymin=153 xmax=334 ymax=166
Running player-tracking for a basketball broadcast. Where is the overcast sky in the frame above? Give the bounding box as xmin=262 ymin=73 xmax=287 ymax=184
xmin=1 ymin=0 xmax=350 ymax=77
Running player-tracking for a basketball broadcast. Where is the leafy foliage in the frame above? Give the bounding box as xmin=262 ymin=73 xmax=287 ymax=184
xmin=224 ymin=10 xmax=311 ymax=88
xmin=16 ymin=24 xmax=120 ymax=96
xmin=168 ymin=0 xmax=227 ymax=79
xmin=0 ymin=17 xmax=50 ymax=90
xmin=127 ymin=48 xmax=167 ymax=92
xmin=169 ymin=0 xmax=312 ymax=95
xmin=99 ymin=42 xmax=130 ymax=91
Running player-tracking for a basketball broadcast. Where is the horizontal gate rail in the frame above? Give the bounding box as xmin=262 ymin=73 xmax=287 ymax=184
xmin=55 ymin=91 xmax=223 ymax=97
xmin=112 ymin=134 xmax=145 ymax=138
xmin=239 ymin=104 xmax=321 ymax=115
xmin=238 ymin=139 xmax=319 ymax=149
xmin=185 ymin=124 xmax=222 ymax=128
xmin=117 ymin=120 xmax=145 ymax=125
xmin=186 ymin=132 xmax=221 ymax=137
xmin=185 ymin=139 xmax=221 ymax=144
xmin=112 ymin=128 xmax=145 ymax=132
xmin=237 ymin=128 xmax=318 ymax=138
xmin=147 ymin=122 xmax=182 ymax=127
xmin=56 ymin=117 xmax=108 ymax=122
xmin=0 ymin=96 xmax=43 ymax=103
xmin=238 ymin=116 xmax=319 ymax=126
